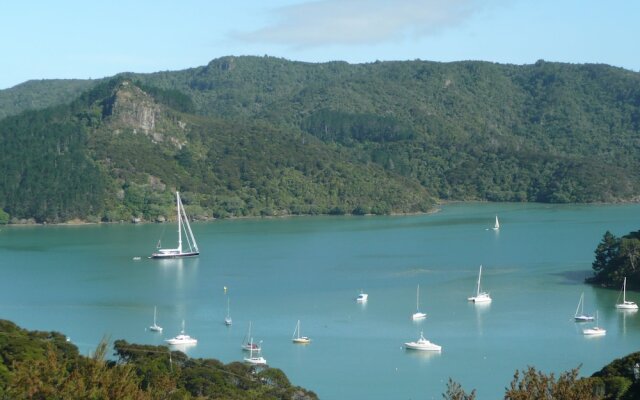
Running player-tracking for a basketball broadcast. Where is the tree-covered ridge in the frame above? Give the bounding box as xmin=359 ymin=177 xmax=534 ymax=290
xmin=587 ymin=229 xmax=640 ymax=289
xmin=0 ymin=320 xmax=317 ymax=399
xmin=0 ymin=77 xmax=434 ymax=223
xmin=0 ymin=79 xmax=96 ymax=120
xmin=1 ymin=57 xmax=640 ymax=222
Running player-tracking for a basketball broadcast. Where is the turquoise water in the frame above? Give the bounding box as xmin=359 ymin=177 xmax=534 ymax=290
xmin=1 ymin=202 xmax=640 ymax=399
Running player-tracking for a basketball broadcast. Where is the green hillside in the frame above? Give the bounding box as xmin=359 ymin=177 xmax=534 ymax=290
xmin=1 ymin=56 xmax=639 ymax=223
xmin=0 ymin=79 xmax=96 ymax=120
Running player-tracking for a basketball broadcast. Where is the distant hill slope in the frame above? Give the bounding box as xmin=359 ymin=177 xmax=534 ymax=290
xmin=0 ymin=79 xmax=96 ymax=120
xmin=1 ymin=56 xmax=639 ymax=223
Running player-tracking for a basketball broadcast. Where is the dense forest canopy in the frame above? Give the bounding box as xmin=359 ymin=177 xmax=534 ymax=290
xmin=1 ymin=56 xmax=639 ymax=223
xmin=587 ymin=229 xmax=640 ymax=289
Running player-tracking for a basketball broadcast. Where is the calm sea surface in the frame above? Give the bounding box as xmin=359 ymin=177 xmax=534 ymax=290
xmin=1 ymin=202 xmax=640 ymax=399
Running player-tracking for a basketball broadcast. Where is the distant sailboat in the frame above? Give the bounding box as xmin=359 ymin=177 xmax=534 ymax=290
xmin=292 ymin=320 xmax=311 ymax=344
xmin=241 ymin=321 xmax=261 ymax=352
xmin=149 ymin=306 xmax=163 ymax=332
xmin=224 ymin=297 xmax=232 ymax=326
xmin=574 ymin=292 xmax=594 ymax=322
xmin=412 ymin=284 xmax=427 ymax=320
xmin=492 ymin=215 xmax=500 ymax=231
xmin=468 ymin=265 xmax=492 ymax=303
xmin=150 ymin=191 xmax=199 ymax=259
xmin=582 ymin=311 xmax=606 ymax=336
xmin=615 ymin=277 xmax=638 ymax=310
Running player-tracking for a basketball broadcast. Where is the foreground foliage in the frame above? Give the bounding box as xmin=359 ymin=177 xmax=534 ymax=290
xmin=0 ymin=320 xmax=316 ymax=399
xmin=446 ymin=355 xmax=640 ymax=400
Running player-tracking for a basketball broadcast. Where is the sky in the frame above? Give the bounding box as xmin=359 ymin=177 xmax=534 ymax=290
xmin=1 ymin=0 xmax=639 ymax=90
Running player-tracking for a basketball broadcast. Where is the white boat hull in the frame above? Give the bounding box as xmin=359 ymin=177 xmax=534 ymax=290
xmin=404 ymin=340 xmax=441 ymax=351
xmin=149 ymin=324 xmax=163 ymax=332
xmin=292 ymin=337 xmax=311 ymax=344
xmin=574 ymin=315 xmax=594 ymax=322
xmin=412 ymin=312 xmax=427 ymax=320
xmin=242 ymin=344 xmax=261 ymax=352
xmin=468 ymin=293 xmax=492 ymax=303
xmin=150 ymin=251 xmax=199 ymax=259
xmin=165 ymin=335 xmax=197 ymax=345
xmin=583 ymin=327 xmax=606 ymax=336
xmin=616 ymin=301 xmax=638 ymax=310
xmin=244 ymin=356 xmax=267 ymax=365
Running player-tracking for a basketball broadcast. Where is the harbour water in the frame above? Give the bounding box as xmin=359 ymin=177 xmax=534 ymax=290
xmin=1 ymin=202 xmax=639 ymax=399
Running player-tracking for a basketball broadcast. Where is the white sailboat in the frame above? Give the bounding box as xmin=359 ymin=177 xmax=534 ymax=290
xmin=241 ymin=321 xmax=261 ymax=352
xmin=574 ymin=292 xmax=594 ymax=322
xmin=468 ymin=265 xmax=492 ymax=303
xmin=151 ymin=191 xmax=199 ymax=259
xmin=224 ymin=297 xmax=232 ymax=326
xmin=582 ymin=311 xmax=606 ymax=336
xmin=165 ymin=320 xmax=197 ymax=345
xmin=243 ymin=338 xmax=267 ymax=365
xmin=615 ymin=277 xmax=638 ymax=310
xmin=492 ymin=215 xmax=500 ymax=230
xmin=411 ymin=284 xmax=427 ymax=320
xmin=404 ymin=331 xmax=441 ymax=351
xmin=292 ymin=320 xmax=311 ymax=344
xmin=149 ymin=306 xmax=163 ymax=332
xmin=356 ymin=290 xmax=368 ymax=303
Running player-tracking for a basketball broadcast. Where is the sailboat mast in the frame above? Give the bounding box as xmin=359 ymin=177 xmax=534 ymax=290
xmin=176 ymin=192 xmax=183 ymax=253
xmin=179 ymin=193 xmax=199 ymax=253
xmin=477 ymin=265 xmax=482 ymax=296
xmin=623 ymin=277 xmax=627 ymax=302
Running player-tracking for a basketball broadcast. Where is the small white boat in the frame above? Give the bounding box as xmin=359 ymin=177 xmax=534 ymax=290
xmin=615 ymin=277 xmax=638 ymax=310
xmin=243 ymin=338 xmax=267 ymax=365
xmin=356 ymin=291 xmax=368 ymax=303
xmin=411 ymin=284 xmax=427 ymax=320
xmin=165 ymin=320 xmax=197 ymax=345
xmin=574 ymin=292 xmax=594 ymax=322
xmin=582 ymin=311 xmax=606 ymax=336
xmin=468 ymin=265 xmax=492 ymax=303
xmin=292 ymin=320 xmax=311 ymax=344
xmin=404 ymin=331 xmax=441 ymax=351
xmin=241 ymin=321 xmax=261 ymax=352
xmin=492 ymin=215 xmax=500 ymax=230
xmin=149 ymin=306 xmax=163 ymax=332
xmin=224 ymin=297 xmax=232 ymax=326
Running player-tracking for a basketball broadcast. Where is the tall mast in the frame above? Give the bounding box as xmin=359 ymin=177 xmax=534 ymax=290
xmin=477 ymin=265 xmax=482 ymax=296
xmin=181 ymin=195 xmax=199 ymax=253
xmin=176 ymin=192 xmax=182 ymax=253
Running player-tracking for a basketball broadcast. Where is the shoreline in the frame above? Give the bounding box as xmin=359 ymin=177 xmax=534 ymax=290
xmin=6 ymin=199 xmax=640 ymax=227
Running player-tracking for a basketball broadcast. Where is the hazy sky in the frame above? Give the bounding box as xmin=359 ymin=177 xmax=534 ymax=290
xmin=1 ymin=0 xmax=638 ymax=89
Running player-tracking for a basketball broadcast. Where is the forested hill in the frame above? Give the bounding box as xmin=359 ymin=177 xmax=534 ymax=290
xmin=1 ymin=56 xmax=640 ymax=223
